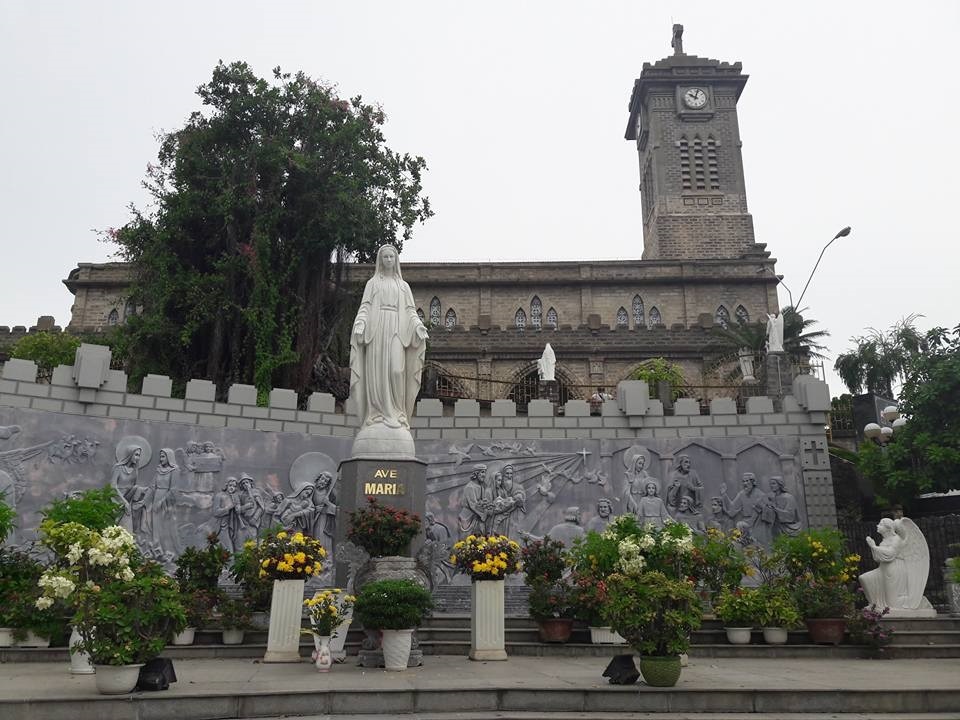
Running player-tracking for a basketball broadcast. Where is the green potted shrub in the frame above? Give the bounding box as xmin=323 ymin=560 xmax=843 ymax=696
xmin=755 ymin=584 xmax=801 ymax=644
xmin=568 ymin=530 xmax=623 ymax=643
xmin=691 ymin=528 xmax=749 ymax=604
xmin=0 ymin=490 xmax=16 ymax=545
xmin=229 ymin=540 xmax=272 ymax=626
xmin=346 ymin=496 xmax=422 ymax=558
xmin=353 ymin=579 xmax=433 ymax=671
xmin=713 ymin=587 xmax=760 ymax=644
xmin=217 ymin=596 xmax=254 ymax=645
xmin=0 ymin=548 xmax=64 ymax=647
xmin=40 ymin=487 xmax=125 ymax=530
xmin=521 ymin=537 xmax=575 ymax=642
xmin=174 ymin=534 xmax=230 ymax=644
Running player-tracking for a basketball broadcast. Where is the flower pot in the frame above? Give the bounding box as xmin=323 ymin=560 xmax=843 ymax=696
xmin=946 ymin=580 xmax=960 ymax=616
xmin=381 ymin=628 xmax=413 ymax=671
xmin=94 ymin=663 xmax=144 ymax=695
xmin=69 ymin=626 xmax=95 ymax=674
xmin=0 ymin=628 xmax=13 ymax=647
xmin=172 ymin=627 xmax=196 ymax=646
xmin=221 ymin=629 xmax=245 ymax=645
xmin=537 ymin=618 xmax=574 ymax=643
xmin=264 ymin=578 xmax=305 ymax=663
xmin=724 ymin=627 xmax=753 ymax=645
xmin=313 ymin=634 xmax=333 ymax=672
xmin=329 ymin=609 xmax=352 ymax=663
xmin=589 ymin=626 xmax=626 ymax=644
xmin=762 ymin=627 xmax=789 ymax=645
xmin=15 ymin=631 xmax=50 ymax=648
xmin=470 ymin=579 xmax=507 ymax=661
xmin=805 ymin=617 xmax=846 ymax=645
xmin=638 ymin=655 xmax=682 ymax=687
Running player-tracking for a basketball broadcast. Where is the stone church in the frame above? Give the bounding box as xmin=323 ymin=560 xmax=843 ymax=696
xmin=63 ymin=34 xmax=780 ymax=405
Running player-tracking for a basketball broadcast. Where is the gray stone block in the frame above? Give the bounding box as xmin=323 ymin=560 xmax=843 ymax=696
xmin=479 ymin=417 xmax=504 ymax=427
xmin=725 ymin=426 xmax=751 ymax=436
xmin=429 ymin=417 xmax=454 ymax=428
xmin=415 ymin=398 xmax=443 ymax=417
xmin=709 ymin=398 xmax=737 ymax=415
xmin=0 ymin=379 xmax=15 ymax=393
xmin=576 ymin=416 xmax=602 ymax=428
xmin=471 ymin=428 xmax=492 ymax=439
xmin=213 ymin=402 xmax=241 ymax=416
xmin=563 ymin=400 xmax=590 ymax=417
xmin=227 ymin=416 xmax=255 ymax=430
xmin=185 ymin=378 xmax=216 ymax=402
xmin=762 ymin=413 xmax=787 ymax=425
xmin=241 ymin=405 xmax=270 ymax=419
xmin=554 ymin=417 xmax=577 ymax=428
xmin=413 ymin=428 xmax=442 ymax=440
xmin=601 ymin=415 xmax=628 ymax=428
xmin=185 ymin=400 xmax=213 ymax=413
xmin=30 ymin=398 xmax=63 ymax=412
xmin=454 ymin=399 xmax=480 ymax=417
xmin=72 ymin=343 xmax=111 ymax=389
xmin=673 ymin=398 xmax=700 ymax=415
xmin=82 ymin=403 xmax=109 ymax=416
xmin=108 ymin=406 xmax=140 ymax=419
xmin=123 ymin=394 xmax=155 ymax=409
xmin=227 ymin=383 xmax=258 ymax=405
xmin=542 ymin=429 xmax=567 ymax=438
xmin=528 ymin=418 xmax=555 ymax=428
xmin=295 ymin=410 xmax=322 ymax=424
xmin=664 ymin=416 xmax=690 ymax=427
xmin=616 ymin=380 xmax=649 ymax=416
xmin=646 ymin=399 xmax=665 ymax=416
xmin=50 ymin=364 xmax=75 ymax=387
xmin=440 ymin=428 xmax=467 ymax=440
xmin=17 ymin=382 xmax=50 ymax=398
xmin=307 ymin=392 xmax=335 ymax=413
xmin=453 ymin=417 xmax=480 ymax=428
xmin=95 ymin=391 xmax=125 ymax=405
xmin=268 ymin=408 xmax=296 ymax=421
xmin=527 ymin=399 xmax=554 ymax=417
xmin=653 ymin=427 xmax=681 ymax=438
xmin=167 ymin=411 xmax=198 ymax=424
xmin=490 ymin=428 xmax=518 ymax=439
xmin=802 ymin=378 xmax=831 ymax=411
xmin=268 ymin=388 xmax=298 ymax=409
xmin=139 ymin=409 xmax=168 ymax=422
xmin=140 ymin=374 xmax=173 ymax=397
xmin=782 ymin=395 xmax=803 ymax=412
xmin=516 ymin=428 xmax=542 ymax=439
xmin=254 ymin=418 xmax=284 ymax=432
xmin=745 ymin=396 xmax=775 ymax=414
xmin=590 ymin=428 xmax=619 ymax=439
xmin=198 ymin=414 xmax=227 ymax=428
xmin=712 ymin=415 xmax=738 ymax=426
xmin=600 ymin=399 xmax=621 ymax=416
xmin=102 ymin=369 xmax=128 ymax=392
xmin=2 ymin=358 xmax=38 ymax=382
xmin=319 ymin=413 xmax=345 ymax=425
xmin=491 ymin=399 xmax=516 ymax=417
xmin=49 ymin=385 xmax=80 ymax=401
xmin=282 ymin=421 xmax=307 ymax=433
xmin=60 ymin=401 xmax=85 ymax=415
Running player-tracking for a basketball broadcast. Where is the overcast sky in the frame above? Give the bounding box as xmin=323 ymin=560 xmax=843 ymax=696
xmin=1 ymin=0 xmax=956 ymax=397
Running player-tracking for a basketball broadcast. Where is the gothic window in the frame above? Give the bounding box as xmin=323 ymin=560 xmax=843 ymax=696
xmin=429 ymin=297 xmax=441 ymax=327
xmin=706 ymin=137 xmax=720 ymax=190
xmin=546 ymin=307 xmax=558 ymax=328
xmin=530 ymin=296 xmax=542 ymax=329
xmin=641 ymin=161 xmax=654 ymax=220
xmin=123 ymin=300 xmax=136 ymax=319
xmin=444 ymin=308 xmax=457 ymax=329
xmin=649 ymin=306 xmax=662 ymax=326
xmin=735 ymin=305 xmax=750 ymax=325
xmin=515 ymin=308 xmax=527 ymax=329
xmin=632 ymin=295 xmax=644 ymax=327
xmin=679 ymin=135 xmax=720 ymax=192
xmin=715 ymin=305 xmax=730 ymax=328
xmin=616 ymin=307 xmax=629 ymax=328
xmin=107 ymin=309 xmax=119 ymax=326
xmin=417 ymin=308 xmax=425 ymax=322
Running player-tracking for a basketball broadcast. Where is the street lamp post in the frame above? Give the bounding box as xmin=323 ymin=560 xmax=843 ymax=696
xmin=796 ymin=226 xmax=852 ymax=309
xmin=864 ymin=405 xmax=907 ymax=444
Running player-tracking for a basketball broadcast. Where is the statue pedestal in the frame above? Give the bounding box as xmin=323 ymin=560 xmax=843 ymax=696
xmin=764 ymin=352 xmax=794 ymax=399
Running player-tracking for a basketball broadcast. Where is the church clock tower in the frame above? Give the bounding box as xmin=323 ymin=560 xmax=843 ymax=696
xmin=626 ymin=25 xmax=764 ymax=262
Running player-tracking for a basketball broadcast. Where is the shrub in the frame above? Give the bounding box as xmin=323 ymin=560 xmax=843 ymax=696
xmin=691 ymin=528 xmax=749 ymax=593
xmin=714 ymin=587 xmax=761 ymax=627
xmin=41 ymin=487 xmax=125 ymax=531
xmin=353 ymin=579 xmax=433 ymax=630
xmin=254 ymin=529 xmax=326 ymax=580
xmin=520 ymin=537 xmax=567 ymax=585
xmin=0 ymin=492 xmax=15 ymax=544
xmin=755 ymin=584 xmax=801 ymax=628
xmin=175 ymin=534 xmax=231 ymax=593
xmin=229 ymin=540 xmax=272 ymax=611
xmin=450 ymin=534 xmax=522 ymax=581
xmin=217 ymin=596 xmax=254 ymax=631
xmin=346 ymin=496 xmax=421 ymax=558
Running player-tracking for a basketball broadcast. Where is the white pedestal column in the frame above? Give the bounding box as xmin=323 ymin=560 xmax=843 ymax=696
xmin=264 ymin=578 xmax=305 ymax=662
xmin=469 ymin=579 xmax=507 ymax=661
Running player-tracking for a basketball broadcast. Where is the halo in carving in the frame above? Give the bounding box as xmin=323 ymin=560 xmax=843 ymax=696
xmin=289 ymin=452 xmax=336 ymax=493
xmin=622 ymin=445 xmax=650 ymax=471
xmin=115 ymin=435 xmax=152 ymax=468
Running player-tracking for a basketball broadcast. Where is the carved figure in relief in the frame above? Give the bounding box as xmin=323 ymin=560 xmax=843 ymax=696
xmin=672 ymin=496 xmax=705 ymax=534
xmin=0 ymin=426 xmax=52 ymax=529
xmin=457 ymin=464 xmax=490 ymax=535
xmin=111 ymin=436 xmax=151 ymax=534
xmin=767 ymin=476 xmax=801 ymax=538
xmin=182 ymin=441 xmax=224 ymax=493
xmin=720 ymin=473 xmax=769 ymax=543
xmin=545 ymin=506 xmax=585 ymax=548
xmin=705 ymin=496 xmax=732 ymax=533
xmin=860 ymin=517 xmax=936 ymax=617
xmin=491 ymin=464 xmax=526 ymax=536
xmin=623 ymin=449 xmax=658 ymax=517
xmin=281 ymin=484 xmax=318 ymax=534
xmin=213 ymin=477 xmax=244 ymax=553
xmin=349 ymin=244 xmax=428 ymax=431
xmin=309 ymin=471 xmax=338 ymax=562
xmin=147 ymin=448 xmax=181 ymax=560
xmin=237 ymin=474 xmax=266 ymax=545
xmin=766 ymin=312 xmax=785 ymax=353
xmin=634 ymin=481 xmax=673 ymax=529
xmin=586 ymin=497 xmax=614 ymax=533
xmin=264 ymin=491 xmax=290 ymax=531
xmin=666 ymin=455 xmax=703 ymax=512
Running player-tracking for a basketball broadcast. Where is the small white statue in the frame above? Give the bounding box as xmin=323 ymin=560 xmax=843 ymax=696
xmin=766 ymin=312 xmax=784 ymax=353
xmin=737 ymin=347 xmax=756 ymax=383
xmin=537 ymin=343 xmax=556 ymax=382
xmin=859 ymin=517 xmax=936 ymax=617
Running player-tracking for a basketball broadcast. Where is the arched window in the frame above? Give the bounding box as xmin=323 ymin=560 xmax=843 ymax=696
xmin=123 ymin=300 xmax=136 ymax=319
xmin=616 ymin=307 xmax=629 ymax=328
xmin=444 ymin=308 xmax=457 ymax=329
xmin=530 ymin=296 xmax=542 ymax=329
xmin=107 ymin=309 xmax=119 ymax=326
xmin=649 ymin=306 xmax=662 ymax=326
xmin=514 ymin=308 xmax=527 ymax=329
xmin=546 ymin=307 xmax=558 ymax=328
xmin=735 ymin=305 xmax=750 ymax=325
xmin=429 ymin=297 xmax=441 ymax=327
xmin=632 ymin=295 xmax=644 ymax=327
xmin=715 ymin=305 xmax=730 ymax=328
xmin=417 ymin=308 xmax=425 ymax=322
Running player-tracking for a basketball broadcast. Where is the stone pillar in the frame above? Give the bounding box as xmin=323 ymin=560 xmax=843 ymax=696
xmin=764 ymin=352 xmax=794 ymax=400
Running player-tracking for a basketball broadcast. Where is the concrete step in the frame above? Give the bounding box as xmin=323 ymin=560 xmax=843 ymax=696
xmin=253 ymin=715 xmax=960 ymax=720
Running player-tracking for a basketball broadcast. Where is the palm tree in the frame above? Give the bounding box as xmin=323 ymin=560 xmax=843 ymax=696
xmin=833 ymin=315 xmax=925 ymax=397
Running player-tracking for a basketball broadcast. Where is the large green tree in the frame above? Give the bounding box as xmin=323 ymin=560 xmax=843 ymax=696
xmin=833 ymin=315 xmax=925 ymax=397
xmin=110 ymin=62 xmax=432 ymax=397
xmin=858 ymin=324 xmax=960 ymax=506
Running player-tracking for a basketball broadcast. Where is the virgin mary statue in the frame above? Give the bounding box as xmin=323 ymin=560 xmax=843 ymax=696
xmin=349 ymin=244 xmax=429 ymax=458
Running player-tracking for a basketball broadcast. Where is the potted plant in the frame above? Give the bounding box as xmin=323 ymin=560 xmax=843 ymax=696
xmin=521 ymin=537 xmax=574 ymax=642
xmin=217 ymin=597 xmax=254 ymax=645
xmin=0 ymin=490 xmax=16 ymax=546
xmin=1 ymin=548 xmax=64 ymax=648
xmin=691 ymin=528 xmax=749 ymax=607
xmin=755 ymin=584 xmax=801 ymax=644
xmin=713 ymin=587 xmax=759 ymax=644
xmin=602 ymin=570 xmax=702 ymax=687
xmin=347 ymin=496 xmax=422 ymax=559
xmin=302 ymin=589 xmax=356 ymax=672
xmin=568 ymin=530 xmax=623 ymax=644
xmin=450 ymin=533 xmax=522 ymax=660
xmin=353 ymin=579 xmax=433 ymax=671
xmin=253 ymin=529 xmax=326 ymax=662
xmin=72 ymin=560 xmax=186 ymax=694
xmin=174 ymin=535 xmax=231 ymax=644
xmin=176 ymin=589 xmax=219 ymax=645
xmin=794 ymin=580 xmax=856 ymax=644
xmin=40 ymin=486 xmax=125 ymax=531
xmin=229 ymin=540 xmax=272 ymax=627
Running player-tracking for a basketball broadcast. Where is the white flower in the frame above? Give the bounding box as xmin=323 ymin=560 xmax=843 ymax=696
xmin=66 ymin=542 xmax=84 ymax=564
xmin=638 ymin=534 xmax=655 ymax=550
xmin=118 ymin=567 xmax=135 ymax=581
xmin=35 ymin=597 xmax=54 ymax=610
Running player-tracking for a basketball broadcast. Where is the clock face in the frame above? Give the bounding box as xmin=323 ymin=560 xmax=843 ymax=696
xmin=683 ymin=87 xmax=707 ymax=109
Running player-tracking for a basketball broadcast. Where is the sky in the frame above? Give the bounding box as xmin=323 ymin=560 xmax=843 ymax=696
xmin=1 ymin=0 xmax=957 ymax=398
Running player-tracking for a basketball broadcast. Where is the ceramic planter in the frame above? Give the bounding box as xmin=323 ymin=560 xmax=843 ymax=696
xmin=537 ymin=618 xmax=574 ymax=643
xmin=470 ymin=580 xmax=507 ymax=661
xmin=172 ymin=627 xmax=196 ymax=646
xmin=15 ymin=631 xmax=50 ymax=648
xmin=724 ymin=627 xmax=753 ymax=644
xmin=264 ymin=578 xmax=305 ymax=663
xmin=762 ymin=626 xmax=789 ymax=644
xmin=805 ymin=617 xmax=846 ymax=645
xmin=313 ymin=634 xmax=333 ymax=672
xmin=221 ymin=629 xmax=245 ymax=645
xmin=0 ymin=628 xmax=13 ymax=647
xmin=94 ymin=663 xmax=144 ymax=694
xmin=69 ymin=626 xmax=95 ymax=674
xmin=638 ymin=655 xmax=682 ymax=687
xmin=589 ymin=626 xmax=626 ymax=644
xmin=381 ymin=628 xmax=413 ymax=671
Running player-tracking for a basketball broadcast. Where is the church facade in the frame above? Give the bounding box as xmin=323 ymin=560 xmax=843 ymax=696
xmin=63 ymin=37 xmax=780 ymax=404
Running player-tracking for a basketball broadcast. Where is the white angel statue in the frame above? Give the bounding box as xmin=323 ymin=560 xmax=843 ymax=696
xmin=859 ymin=517 xmax=936 ymax=617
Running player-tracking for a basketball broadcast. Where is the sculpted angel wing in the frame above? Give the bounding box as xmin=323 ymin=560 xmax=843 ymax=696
xmin=897 ymin=517 xmax=930 ymax=610
xmin=0 ymin=441 xmax=52 ymax=483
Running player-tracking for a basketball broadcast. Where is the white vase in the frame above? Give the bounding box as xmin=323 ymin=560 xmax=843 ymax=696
xmin=0 ymin=628 xmax=13 ymax=647
xmin=381 ymin=628 xmax=413 ymax=671
xmin=94 ymin=663 xmax=143 ymax=695
xmin=222 ymin=629 xmax=245 ymax=645
xmin=15 ymin=631 xmax=50 ymax=648
xmin=589 ymin=626 xmax=626 ymax=644
xmin=264 ymin=578 xmax=305 ymax=663
xmin=329 ymin=609 xmax=353 ymax=663
xmin=762 ymin=626 xmax=789 ymax=644
xmin=172 ymin=627 xmax=196 ymax=645
xmin=313 ymin=634 xmax=333 ymax=672
xmin=470 ymin=580 xmax=507 ymax=661
xmin=69 ymin=626 xmax=95 ymax=674
xmin=724 ymin=627 xmax=753 ymax=644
